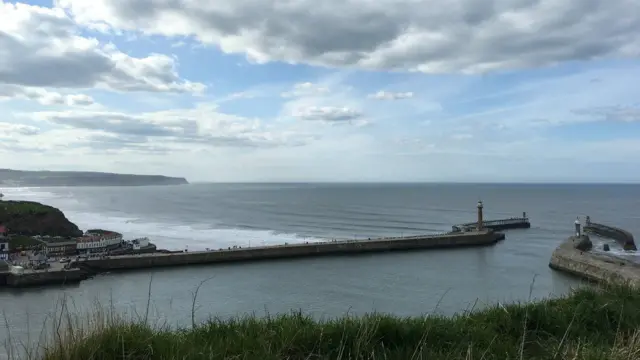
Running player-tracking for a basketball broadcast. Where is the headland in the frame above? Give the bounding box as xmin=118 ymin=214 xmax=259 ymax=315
xmin=0 ymin=168 xmax=188 ymax=187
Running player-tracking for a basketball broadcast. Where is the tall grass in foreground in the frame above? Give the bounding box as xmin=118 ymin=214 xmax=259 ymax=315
xmin=8 ymin=282 xmax=640 ymax=360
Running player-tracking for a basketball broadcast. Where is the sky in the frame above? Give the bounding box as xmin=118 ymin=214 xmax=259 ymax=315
xmin=0 ymin=0 xmax=639 ymax=183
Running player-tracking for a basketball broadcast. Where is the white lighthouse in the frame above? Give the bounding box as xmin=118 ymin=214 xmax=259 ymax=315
xmin=477 ymin=200 xmax=484 ymax=231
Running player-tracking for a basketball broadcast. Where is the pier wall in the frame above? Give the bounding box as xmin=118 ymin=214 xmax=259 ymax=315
xmin=549 ymin=236 xmax=640 ymax=287
xmin=84 ymin=231 xmax=500 ymax=271
xmin=452 ymin=218 xmax=530 ymax=232
xmin=584 ymin=223 xmax=637 ymax=251
xmin=5 ymin=268 xmax=87 ymax=287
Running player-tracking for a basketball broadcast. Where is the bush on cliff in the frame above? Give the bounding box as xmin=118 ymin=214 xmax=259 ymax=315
xmin=0 ymin=200 xmax=82 ymax=237
xmin=35 ymin=284 xmax=640 ymax=360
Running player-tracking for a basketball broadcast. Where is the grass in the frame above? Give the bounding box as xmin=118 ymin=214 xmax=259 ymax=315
xmin=0 ymin=201 xmax=53 ymax=216
xmin=1 ymin=280 xmax=636 ymax=360
xmin=7 ymin=235 xmax=42 ymax=249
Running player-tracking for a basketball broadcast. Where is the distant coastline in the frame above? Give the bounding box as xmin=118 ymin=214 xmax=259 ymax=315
xmin=0 ymin=169 xmax=188 ymax=187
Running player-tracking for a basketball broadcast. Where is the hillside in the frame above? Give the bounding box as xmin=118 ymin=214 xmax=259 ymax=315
xmin=0 ymin=200 xmax=82 ymax=237
xmin=0 ymin=169 xmax=188 ymax=187
xmin=38 ymin=284 xmax=640 ymax=360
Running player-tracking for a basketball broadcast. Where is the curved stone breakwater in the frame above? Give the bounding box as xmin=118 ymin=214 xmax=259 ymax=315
xmin=583 ymin=218 xmax=638 ymax=251
xmin=549 ymin=235 xmax=640 ymax=288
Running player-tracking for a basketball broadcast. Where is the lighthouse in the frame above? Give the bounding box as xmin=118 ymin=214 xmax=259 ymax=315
xmin=477 ymin=200 xmax=484 ymax=231
xmin=574 ymin=217 xmax=581 ymax=237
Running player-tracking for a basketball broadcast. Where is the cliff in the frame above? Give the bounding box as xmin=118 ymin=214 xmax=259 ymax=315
xmin=0 ymin=169 xmax=188 ymax=187
xmin=0 ymin=200 xmax=82 ymax=237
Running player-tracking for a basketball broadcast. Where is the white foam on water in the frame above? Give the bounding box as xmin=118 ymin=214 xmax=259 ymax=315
xmin=0 ymin=187 xmax=324 ymax=251
xmin=591 ymin=237 xmax=640 ymax=264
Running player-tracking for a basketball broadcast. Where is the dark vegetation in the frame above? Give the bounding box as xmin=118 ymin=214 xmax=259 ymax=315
xmin=0 ymin=201 xmax=82 ymax=238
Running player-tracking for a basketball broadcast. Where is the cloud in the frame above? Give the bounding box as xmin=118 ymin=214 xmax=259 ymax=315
xmin=23 ymin=104 xmax=313 ymax=152
xmin=291 ymin=106 xmax=363 ymax=123
xmin=0 ymin=84 xmax=95 ymax=106
xmin=368 ymin=91 xmax=414 ymax=100
xmin=57 ymin=0 xmax=640 ymax=73
xmin=0 ymin=1 xmax=204 ymax=93
xmin=573 ymin=106 xmax=640 ymax=123
xmin=0 ymin=122 xmax=40 ymax=137
xmin=281 ymin=82 xmax=330 ymax=98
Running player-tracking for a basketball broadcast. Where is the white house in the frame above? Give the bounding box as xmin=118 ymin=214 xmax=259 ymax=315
xmin=76 ymin=232 xmax=123 ymax=254
xmin=131 ymin=237 xmax=150 ymax=250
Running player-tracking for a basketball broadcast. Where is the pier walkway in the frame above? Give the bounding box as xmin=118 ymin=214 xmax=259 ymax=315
xmin=583 ymin=217 xmax=637 ymax=251
xmin=77 ymin=230 xmax=503 ymax=273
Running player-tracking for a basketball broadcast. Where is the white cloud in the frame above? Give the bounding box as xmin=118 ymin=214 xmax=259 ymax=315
xmin=21 ymin=104 xmax=313 ymax=152
xmin=291 ymin=106 xmax=363 ymax=124
xmin=0 ymin=84 xmax=95 ymax=106
xmin=56 ymin=0 xmax=640 ymax=73
xmin=368 ymin=91 xmax=414 ymax=100
xmin=0 ymin=122 xmax=40 ymax=137
xmin=573 ymin=106 xmax=640 ymax=123
xmin=281 ymin=82 xmax=330 ymax=98
xmin=0 ymin=1 xmax=638 ymax=182
xmin=0 ymin=1 xmax=204 ymax=93
xmin=278 ymin=77 xmax=371 ymax=127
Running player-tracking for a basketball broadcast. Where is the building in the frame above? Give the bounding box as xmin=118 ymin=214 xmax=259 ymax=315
xmin=41 ymin=238 xmax=78 ymax=257
xmin=0 ymin=225 xmax=9 ymax=260
xmin=76 ymin=230 xmax=123 ymax=254
xmin=132 ymin=237 xmax=150 ymax=250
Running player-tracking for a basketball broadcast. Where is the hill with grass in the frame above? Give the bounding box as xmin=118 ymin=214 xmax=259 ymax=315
xmin=0 ymin=200 xmax=82 ymax=238
xmin=0 ymin=168 xmax=188 ymax=187
xmin=34 ymin=284 xmax=640 ymax=360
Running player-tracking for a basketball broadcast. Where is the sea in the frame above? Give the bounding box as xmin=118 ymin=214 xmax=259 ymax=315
xmin=1 ymin=183 xmax=639 ymax=356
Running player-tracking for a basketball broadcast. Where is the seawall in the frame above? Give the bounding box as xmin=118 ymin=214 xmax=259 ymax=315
xmin=549 ymin=236 xmax=640 ymax=287
xmin=452 ymin=218 xmax=530 ymax=232
xmin=584 ymin=222 xmax=637 ymax=251
xmin=82 ymin=230 xmax=502 ymax=272
xmin=5 ymin=268 xmax=88 ymax=288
